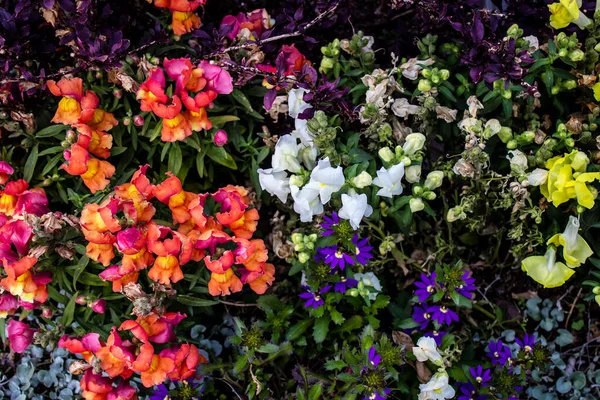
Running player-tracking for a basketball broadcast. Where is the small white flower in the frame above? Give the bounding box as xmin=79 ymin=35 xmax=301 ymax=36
xmin=354 ymin=272 xmax=381 ymax=300
xmin=299 ymin=144 xmax=318 ymax=170
xmin=291 ymin=118 xmax=314 ymax=147
xmin=353 ymin=171 xmax=373 ymax=188
xmin=288 ymin=88 xmax=313 ymax=119
xmin=258 ymin=168 xmax=290 ymax=203
xmin=466 ymin=96 xmax=483 ymax=118
xmin=435 ymin=106 xmax=458 ymax=123
xmin=373 ymin=163 xmax=405 ymax=198
xmin=507 ymin=150 xmax=528 ymax=171
xmin=272 ymin=135 xmax=302 ymax=173
xmin=405 ymin=165 xmax=422 ymax=183
xmin=523 ymin=35 xmax=539 ymax=52
xmin=400 ymin=58 xmax=435 ymax=80
xmin=458 ymin=117 xmax=480 ymax=134
xmin=485 ymin=119 xmax=502 ymax=136
xmin=412 ymin=337 xmax=442 ymax=365
xmin=527 ymin=168 xmax=548 ymax=186
xmin=403 ymin=133 xmax=426 ymax=156
xmin=418 ymin=372 xmax=455 ymax=400
xmin=338 ymin=192 xmax=373 ymax=230
xmin=392 ymin=98 xmax=421 ymax=118
xmin=304 ymin=158 xmax=345 ymax=204
xmin=291 ymin=185 xmax=323 ymax=222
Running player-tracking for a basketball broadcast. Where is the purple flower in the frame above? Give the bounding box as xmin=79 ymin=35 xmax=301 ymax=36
xmin=321 ymin=212 xmax=343 ymax=236
xmin=150 ymin=384 xmax=170 ymax=400
xmin=427 ymin=305 xmax=459 ymax=326
xmin=363 ymin=389 xmax=391 ymax=400
xmin=424 ymin=330 xmax=447 ymax=347
xmin=334 ymin=277 xmax=358 ymax=293
xmin=486 ymin=339 xmax=512 ymax=366
xmin=318 ymin=246 xmax=355 ymax=270
xmin=456 ymin=270 xmax=476 ymax=299
xmin=299 ymin=285 xmax=331 ymax=309
xmin=414 ymin=272 xmax=437 ymax=302
xmin=457 ymin=383 xmax=487 ymax=400
xmin=469 ymin=365 xmax=492 ymax=386
xmin=515 ymin=334 xmax=536 ymax=352
xmin=368 ymin=346 xmax=381 ymax=368
xmin=352 ymin=234 xmax=373 ymax=264
xmin=412 ymin=304 xmax=432 ymax=330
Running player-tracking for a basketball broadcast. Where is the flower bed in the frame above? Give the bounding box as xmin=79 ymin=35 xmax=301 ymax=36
xmin=2 ymin=0 xmax=600 ymax=399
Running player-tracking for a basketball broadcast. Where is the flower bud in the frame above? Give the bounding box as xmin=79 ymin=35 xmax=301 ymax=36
xmin=424 ymin=171 xmax=444 ymax=190
xmin=422 ymin=191 xmax=436 ymax=200
xmin=403 ymin=133 xmax=426 ymax=156
xmin=565 ymin=137 xmax=575 ymax=147
xmin=113 ymin=89 xmax=122 ymax=99
xmin=446 ymin=207 xmax=462 ymax=222
xmin=378 ymin=147 xmax=395 ymax=163
xmin=41 ymin=308 xmax=53 ymax=319
xmin=291 ymin=233 xmax=303 ymax=244
xmin=506 ymin=140 xmax=517 ymax=150
xmin=409 ymin=197 xmax=425 ymax=213
xmin=439 ymin=69 xmax=450 ymax=81
xmin=571 ymin=151 xmax=589 ymax=172
xmin=418 ymin=79 xmax=432 ymax=92
xmin=298 ymin=252 xmax=311 ymax=264
xmin=123 ymin=117 xmax=131 ymax=126
xmin=133 ymin=115 xmax=145 ymax=126
xmin=75 ymin=295 xmax=87 ymax=305
xmin=405 ymin=165 xmax=422 ymax=183
xmin=66 ymin=130 xmax=77 ymax=143
xmin=569 ymin=49 xmax=585 ymax=62
xmin=412 ymin=185 xmax=424 ymax=196
xmin=353 ymin=171 xmax=373 ymax=188
xmin=214 ymin=129 xmax=228 ymax=147
xmin=300 ymin=146 xmax=318 ymax=170
xmin=593 ymin=286 xmax=600 ymax=295
xmin=563 ymin=80 xmax=577 ymax=90
xmin=90 ymin=299 xmax=106 ymax=314
xmin=497 ymin=127 xmax=513 ymax=143
xmin=95 ymin=72 xmax=103 ymax=79
xmin=558 ymin=48 xmax=568 ymax=58
xmin=289 ymin=174 xmax=305 ymax=187
xmin=347 ymin=288 xmax=359 ymax=297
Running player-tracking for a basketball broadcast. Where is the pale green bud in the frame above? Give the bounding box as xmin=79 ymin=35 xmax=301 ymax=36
xmin=353 ymin=171 xmax=373 ymax=188
xmin=405 ymin=165 xmax=422 ymax=183
xmin=378 ymin=147 xmax=395 ymax=163
xmin=298 ymin=252 xmax=311 ymax=264
xmin=424 ymin=171 xmax=444 ymax=190
xmin=409 ymin=197 xmax=425 ymax=213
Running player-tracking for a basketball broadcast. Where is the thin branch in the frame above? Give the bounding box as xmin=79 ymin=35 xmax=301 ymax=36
xmin=565 ymin=287 xmax=582 ymax=328
xmin=219 ymin=299 xmax=258 ymax=307
xmin=214 ymin=378 xmax=244 ymax=400
xmin=206 ymin=1 xmax=341 ymax=58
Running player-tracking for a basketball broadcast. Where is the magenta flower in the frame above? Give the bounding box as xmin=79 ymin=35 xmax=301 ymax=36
xmin=6 ymin=319 xmax=35 ymax=353
xmin=214 ymin=129 xmax=228 ymax=147
xmin=90 ymin=299 xmax=106 ymax=314
xmin=199 ymin=61 xmax=233 ymax=94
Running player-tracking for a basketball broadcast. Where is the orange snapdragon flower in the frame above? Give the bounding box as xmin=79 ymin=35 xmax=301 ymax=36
xmin=0 ymin=180 xmax=29 ymax=216
xmin=80 ymin=370 xmax=113 ymax=400
xmin=80 ymin=199 xmax=121 ymax=233
xmin=228 ymin=208 xmax=260 ymax=239
xmin=81 ymin=158 xmax=116 ymax=194
xmin=95 ymin=328 xmax=134 ymax=378
xmin=208 ymin=268 xmax=242 ymax=296
xmin=172 ymin=11 xmax=201 ymax=35
xmin=59 ymin=333 xmax=102 ymax=363
xmin=243 ymin=262 xmax=275 ymax=294
xmin=76 ymin=125 xmax=113 ymax=159
xmin=140 ymin=355 xmax=175 ymax=388
xmin=153 ymin=173 xmax=193 ymax=222
xmin=162 ymin=113 xmax=192 ymax=142
xmin=146 ymin=223 xmax=185 ymax=284
xmin=161 ymin=343 xmax=204 ymax=380
xmin=1 ymin=270 xmax=51 ymax=304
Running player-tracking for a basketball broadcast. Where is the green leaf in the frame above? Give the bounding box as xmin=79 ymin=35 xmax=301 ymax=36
xmin=38 ymin=146 xmax=65 ymax=156
xmin=330 ymin=309 xmax=345 ymax=325
xmin=438 ymin=86 xmax=457 ymax=103
xmin=177 ymin=295 xmax=219 ymax=307
xmin=313 ymin=316 xmax=330 ymax=344
xmin=257 ymin=343 xmax=280 ymax=353
xmin=23 ymin=144 xmax=39 ymax=182
xmin=61 ymin=293 xmax=78 ymax=328
xmin=324 ymin=359 xmax=347 ymax=370
xmin=231 ymin=89 xmax=254 ymax=111
xmin=335 ymin=315 xmax=362 ymax=333
xmin=72 ymin=256 xmax=89 ymax=289
xmin=210 ymin=115 xmax=240 ymax=126
xmin=41 ymin=153 xmax=63 ymax=175
xmin=76 ymin=272 xmax=109 ymax=286
xmin=528 ymin=58 xmax=551 ymax=74
xmin=168 ymin=143 xmax=183 ymax=175
xmin=286 ymin=319 xmax=313 ymax=341
xmin=544 ymin=69 xmax=554 ymax=93
xmin=308 ymin=382 xmax=323 ymax=400
xmin=396 ymin=318 xmax=420 ymax=329
xmin=36 ymin=124 xmax=68 ymax=138
xmin=257 ymin=295 xmax=282 ymax=312
xmin=206 ymin=145 xmax=237 ymax=170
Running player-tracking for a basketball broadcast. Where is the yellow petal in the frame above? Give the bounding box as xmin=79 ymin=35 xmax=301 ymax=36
xmin=574 ymin=181 xmax=595 ymax=209
xmin=522 ymin=255 xmax=574 ymax=288
xmin=563 ymin=235 xmax=594 ymax=267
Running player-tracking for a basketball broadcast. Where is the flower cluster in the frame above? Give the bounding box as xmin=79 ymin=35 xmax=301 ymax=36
xmin=150 ymin=0 xmax=206 ymax=35
xmin=219 ymin=8 xmax=274 ymax=43
xmin=81 ymin=165 xmax=274 ymax=296
xmin=59 ymin=312 xmax=205 ymax=397
xmin=137 ymin=57 xmax=233 ymax=142
xmin=412 ymin=337 xmax=455 ymax=399
xmin=48 ymin=77 xmax=118 ymax=193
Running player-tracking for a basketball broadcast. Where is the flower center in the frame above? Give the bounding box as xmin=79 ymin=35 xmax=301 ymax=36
xmin=525 ymin=345 xmax=532 ymax=352
xmin=314 ymin=295 xmax=321 ymax=301
xmin=427 ymin=285 xmax=434 ymax=293
xmin=335 ymin=251 xmax=344 ymax=259
xmin=476 ymin=376 xmax=482 ymax=383
xmin=440 ymin=306 xmax=448 ymax=313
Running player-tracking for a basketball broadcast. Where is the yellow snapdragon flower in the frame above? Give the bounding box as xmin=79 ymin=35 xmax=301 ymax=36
xmin=548 ymin=0 xmax=591 ymax=29
xmin=522 ymin=247 xmax=574 ymax=288
xmin=522 ymin=216 xmax=593 ymax=288
xmin=536 ymin=151 xmax=600 ymax=209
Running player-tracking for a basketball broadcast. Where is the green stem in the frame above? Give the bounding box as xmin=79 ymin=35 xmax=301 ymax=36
xmin=473 ymin=303 xmax=496 ymax=320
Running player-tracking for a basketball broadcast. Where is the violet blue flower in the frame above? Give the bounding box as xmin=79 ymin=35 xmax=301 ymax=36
xmin=515 ymin=333 xmax=536 ymax=352
xmin=352 ymin=234 xmax=373 ymax=264
xmin=318 ymin=246 xmax=355 ymax=270
xmin=299 ymin=285 xmax=331 ymax=309
xmin=363 ymin=389 xmax=391 ymax=400
xmin=457 ymin=383 xmax=487 ymax=400
xmin=427 ymin=305 xmax=459 ymax=326
xmin=334 ymin=277 xmax=358 ymax=293
xmin=414 ymin=272 xmax=437 ymax=302
xmin=368 ymin=346 xmax=381 ymax=368
xmin=412 ymin=304 xmax=432 ymax=330
xmin=456 ymin=270 xmax=476 ymax=299
xmin=469 ymin=365 xmax=492 ymax=386
xmin=150 ymin=384 xmax=170 ymax=400
xmin=321 ymin=212 xmax=343 ymax=236
xmin=486 ymin=339 xmax=513 ymax=366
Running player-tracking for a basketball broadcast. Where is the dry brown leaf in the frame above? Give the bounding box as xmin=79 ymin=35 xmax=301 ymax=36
xmin=511 ymin=290 xmax=538 ymax=300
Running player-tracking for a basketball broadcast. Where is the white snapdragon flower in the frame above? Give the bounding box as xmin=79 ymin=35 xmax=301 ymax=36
xmin=412 ymin=337 xmax=442 ymax=365
xmin=523 ymin=35 xmax=539 ymax=52
xmin=403 ymin=133 xmax=426 ymax=156
xmin=292 ymin=119 xmax=314 ymax=147
xmin=272 ymin=135 xmax=302 ymax=173
xmin=291 ymin=186 xmax=323 ymax=223
xmin=527 ymin=168 xmax=549 ymax=186
xmin=425 ymin=171 xmax=444 ymax=190
xmin=354 ymin=272 xmax=382 ymax=300
xmin=304 ymin=158 xmax=345 ymax=204
xmin=373 ymin=163 xmax=405 ymax=198
xmin=410 ymin=197 xmax=425 ymax=213
xmin=338 ymin=192 xmax=373 ymax=229
xmin=299 ymin=144 xmax=318 ymax=170
xmin=288 ymin=88 xmax=313 ymax=119
xmin=507 ymin=150 xmax=528 ymax=172
xmin=405 ymin=165 xmax=422 ymax=183
xmin=392 ymin=98 xmax=421 ymax=118
xmin=418 ymin=372 xmax=455 ymax=400
xmin=258 ymin=168 xmax=290 ymax=203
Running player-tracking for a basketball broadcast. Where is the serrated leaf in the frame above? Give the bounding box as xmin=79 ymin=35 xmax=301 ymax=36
xmin=286 ymin=319 xmax=313 ymax=341
xmin=313 ymin=316 xmax=330 ymax=344
xmin=324 ymin=359 xmax=347 ymax=370
xmin=257 ymin=343 xmax=280 ymax=353
xmin=308 ymin=382 xmax=323 ymax=400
